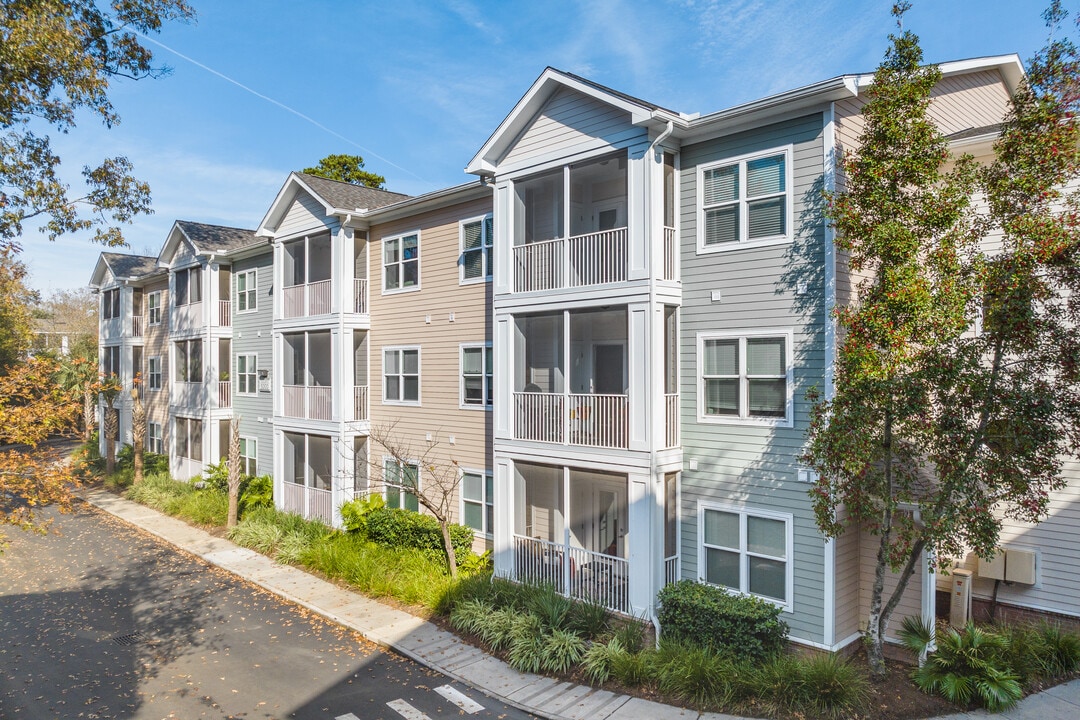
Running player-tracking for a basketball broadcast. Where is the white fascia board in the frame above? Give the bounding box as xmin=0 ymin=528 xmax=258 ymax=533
xmin=852 ymin=54 xmax=1025 ymax=95
xmin=88 ymin=256 xmax=112 ymax=288
xmin=359 ymin=181 xmax=490 ymax=224
xmin=254 ymin=172 xmax=334 ymax=236
xmin=157 ymin=221 xmax=189 ymax=267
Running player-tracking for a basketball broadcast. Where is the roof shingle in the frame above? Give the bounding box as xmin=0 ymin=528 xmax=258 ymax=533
xmin=297 ymin=173 xmax=410 ymax=212
xmin=102 ymin=253 xmax=159 ymax=279
xmin=176 ymin=221 xmax=259 ymax=254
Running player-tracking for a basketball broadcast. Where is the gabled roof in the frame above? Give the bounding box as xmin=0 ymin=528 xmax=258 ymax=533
xmin=257 ymin=172 xmax=410 ymax=236
xmin=158 ymin=220 xmax=259 ymax=267
xmin=466 ymin=67 xmax=686 ymax=175
xmin=88 ymin=252 xmax=161 ymax=288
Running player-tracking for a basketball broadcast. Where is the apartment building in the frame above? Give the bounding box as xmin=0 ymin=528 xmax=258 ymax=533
xmin=93 ymin=53 xmax=1080 ymax=651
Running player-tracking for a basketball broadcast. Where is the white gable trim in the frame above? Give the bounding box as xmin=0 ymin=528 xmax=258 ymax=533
xmin=256 ymin=173 xmax=336 ymax=238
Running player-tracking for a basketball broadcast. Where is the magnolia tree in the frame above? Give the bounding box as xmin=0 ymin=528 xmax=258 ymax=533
xmin=804 ymin=2 xmax=1080 ymax=676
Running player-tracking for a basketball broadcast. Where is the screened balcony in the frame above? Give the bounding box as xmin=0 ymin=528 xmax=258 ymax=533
xmin=512 ymin=308 xmax=628 ymax=449
xmin=512 ymin=153 xmax=628 ymax=292
xmin=282 ymin=331 xmax=332 ymax=420
xmin=281 ymin=432 xmax=333 ymax=524
xmin=282 ymin=233 xmax=332 ymax=318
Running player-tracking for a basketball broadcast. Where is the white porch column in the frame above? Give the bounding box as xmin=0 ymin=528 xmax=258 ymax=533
xmin=627 ymin=470 xmax=654 ymax=615
xmin=492 ymin=457 xmax=514 ymax=578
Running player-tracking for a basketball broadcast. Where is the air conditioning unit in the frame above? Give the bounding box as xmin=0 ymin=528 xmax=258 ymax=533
xmin=950 ymin=569 xmax=973 ymax=627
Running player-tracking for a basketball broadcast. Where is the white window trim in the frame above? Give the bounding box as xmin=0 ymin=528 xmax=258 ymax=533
xmin=147 ymin=421 xmax=163 ymax=454
xmin=239 ymin=436 xmax=258 ymax=476
xmin=382 ymin=346 xmax=421 ymax=406
xmin=459 ymin=467 xmax=493 ymax=538
xmin=696 ymin=145 xmax=794 ymax=254
xmin=697 ymin=502 xmax=794 ymax=612
xmin=459 ymin=213 xmax=493 ymax=285
xmin=236 ymin=269 xmax=258 ymax=313
xmin=382 ymin=456 xmax=421 ymax=511
xmin=696 ymin=329 xmax=794 ymax=428
xmin=147 ymin=291 xmax=163 ymax=325
xmin=236 ymin=353 xmax=258 ymax=395
xmin=459 ymin=342 xmax=493 ymax=410
xmin=381 ymin=230 xmax=422 ymax=295
xmin=147 ymin=355 xmax=162 ymax=391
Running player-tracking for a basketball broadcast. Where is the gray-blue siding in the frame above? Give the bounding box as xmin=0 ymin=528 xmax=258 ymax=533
xmin=232 ymin=250 xmax=274 ymax=477
xmin=677 ymin=113 xmax=828 ymax=644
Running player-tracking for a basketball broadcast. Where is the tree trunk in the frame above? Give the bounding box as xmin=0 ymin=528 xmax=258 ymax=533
xmin=104 ymin=407 xmax=117 ymax=475
xmin=130 ymin=388 xmax=146 ymax=484
xmin=867 ymin=520 xmax=892 ymax=678
xmin=227 ymin=417 xmax=241 ymax=528
xmin=440 ymin=520 xmax=459 ymax=579
xmin=82 ymin=390 xmax=95 ymax=442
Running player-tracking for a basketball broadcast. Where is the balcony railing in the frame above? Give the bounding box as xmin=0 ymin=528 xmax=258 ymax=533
xmin=513 ymin=535 xmax=630 ymax=614
xmin=282 ymin=385 xmax=332 ymax=420
xmin=354 ymin=279 xmax=368 ymax=315
xmin=282 ymin=279 xmax=332 ymax=318
xmin=218 ymin=380 xmax=232 ymax=408
xmin=664 ymin=393 xmax=679 ymax=448
xmin=131 ymin=315 xmax=144 ymax=338
xmin=353 ymin=385 xmax=368 ymax=421
xmin=513 ymin=391 xmax=628 ymax=449
xmin=281 ymin=482 xmax=333 ymax=525
xmin=665 ymin=554 xmax=680 ymax=586
xmin=218 ymin=300 xmax=231 ymax=327
xmin=663 ymin=226 xmax=677 ymax=281
xmin=513 ymin=227 xmax=628 ymax=292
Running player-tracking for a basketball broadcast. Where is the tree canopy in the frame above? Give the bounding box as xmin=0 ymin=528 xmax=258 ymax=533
xmin=0 ymin=0 xmax=196 ymax=253
xmin=302 ymin=153 xmax=386 ymax=189
xmin=804 ymin=2 xmax=1080 ymax=676
xmin=0 ymin=249 xmax=37 ymax=371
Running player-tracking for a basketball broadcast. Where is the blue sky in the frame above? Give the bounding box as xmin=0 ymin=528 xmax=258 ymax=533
xmin=21 ymin=0 xmax=1062 ymax=292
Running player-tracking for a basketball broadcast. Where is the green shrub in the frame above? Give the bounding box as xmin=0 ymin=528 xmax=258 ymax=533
xmin=1037 ymin=622 xmax=1080 ymax=677
xmin=902 ymin=622 xmax=1022 ymax=711
xmin=507 ymin=614 xmax=547 ymax=673
xmin=175 ymin=487 xmax=229 ymax=525
xmin=748 ymin=653 xmax=801 ymax=706
xmin=568 ymin=599 xmax=610 ymax=640
xmin=125 ymin=472 xmax=193 ymax=510
xmin=339 ymin=494 xmax=385 ymax=535
xmin=791 ymin=654 xmax=869 ymax=719
xmin=228 ymin=516 xmax=285 ymax=554
xmin=654 ymin=640 xmax=733 ymax=710
xmin=541 ymin=628 xmax=586 ymax=673
xmin=239 ymin=475 xmax=273 ymax=515
xmin=657 ymin=580 xmax=788 ymax=662
xmin=474 ymin=608 xmax=520 ymax=650
xmin=609 ymin=647 xmax=656 ymax=687
xmin=449 ymin=599 xmax=493 ymax=636
xmin=611 ymin=615 xmax=648 ymax=654
xmin=276 ymin=531 xmax=314 ymax=565
xmin=527 ymin=585 xmax=574 ymax=631
xmin=582 ymin=637 xmax=626 ymax=685
xmin=363 ymin=506 xmax=473 ymax=560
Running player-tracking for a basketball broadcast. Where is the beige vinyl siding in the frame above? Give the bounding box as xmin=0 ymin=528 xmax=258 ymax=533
xmin=502 ymin=87 xmax=642 ymax=166
xmin=368 ymin=196 xmax=493 ymax=535
xmin=278 ymin=191 xmax=328 ymax=238
xmin=679 ymin=113 xmax=829 ymax=643
xmin=858 ymin=525 xmax=924 ymax=643
xmin=141 ymin=276 xmax=170 ymax=436
xmin=833 ymin=514 xmax=862 ymax=643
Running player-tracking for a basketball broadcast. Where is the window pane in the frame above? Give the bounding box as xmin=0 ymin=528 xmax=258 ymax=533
xmin=703 ymin=509 xmax=739 ymax=548
xmin=705 ymin=379 xmax=739 ymax=415
xmin=385 ymin=376 xmax=400 ymax=400
xmin=749 ymin=557 xmax=786 ymax=601
xmin=746 ymin=155 xmax=785 ymax=197
xmin=402 ymin=464 xmax=418 ymax=491
xmin=486 ymin=474 xmax=493 ymax=500
xmin=705 ymin=547 xmax=740 ymax=589
xmin=386 ymin=485 xmax=400 ymax=509
xmin=747 ymin=516 xmax=786 ymax=558
xmin=463 ymin=501 xmax=483 ymax=530
xmin=703 ymin=165 xmax=738 ymax=205
xmin=746 ymin=337 xmax=784 ymax=375
xmin=463 ymin=377 xmax=483 ymax=404
xmin=704 ymin=339 xmax=737 ymax=376
xmin=385 ymin=264 xmax=400 ymax=290
xmin=404 ymin=492 xmax=419 ymax=513
xmin=483 ymin=216 xmax=493 ymax=245
xmin=384 ymin=239 xmax=399 ymax=264
xmin=748 ymin=379 xmax=786 ymax=417
xmin=462 ymin=473 xmax=482 ymax=500
xmin=748 ymin=197 xmax=786 ymax=239
xmin=402 ymin=235 xmax=418 ymax=260
xmin=463 ymin=249 xmax=483 ymax=279
xmin=485 ymin=348 xmax=493 ymax=373
xmin=704 ymin=206 xmax=739 ymax=245
xmin=463 ymin=221 xmax=482 ymax=250
xmin=402 ymin=350 xmax=418 ymax=374
xmin=403 ymin=377 xmax=419 ymax=401
xmin=463 ymin=347 xmax=482 ymax=374
xmin=403 ymin=260 xmax=418 ymax=286
xmin=385 ymin=350 xmax=400 ymax=374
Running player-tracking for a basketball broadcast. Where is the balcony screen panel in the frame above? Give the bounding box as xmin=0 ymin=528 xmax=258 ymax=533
xmin=748 ymin=197 xmax=786 ymax=239
xmin=749 ymin=557 xmax=786 ymax=601
xmin=517 ymin=171 xmax=564 ymax=244
xmin=703 ymin=165 xmax=738 ymax=205
xmin=703 ymin=509 xmax=739 ymax=549
xmin=704 ymin=206 xmax=739 ymax=245
xmin=746 ymin=155 xmax=785 ymax=197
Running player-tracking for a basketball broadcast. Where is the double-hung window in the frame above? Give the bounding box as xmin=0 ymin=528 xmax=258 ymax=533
xmin=236 ymin=354 xmax=257 ymax=394
xmin=698 ymin=331 xmax=792 ymax=426
xmin=460 ymin=344 xmax=492 ymax=408
xmin=699 ymin=147 xmax=791 ymax=251
xmin=236 ymin=270 xmax=257 ymax=312
xmin=239 ymin=437 xmax=257 ymax=476
xmin=700 ymin=504 xmax=792 ymax=608
xmin=383 ymin=232 xmax=420 ymax=292
xmin=460 ymin=215 xmax=493 ymax=283
xmin=461 ymin=470 xmax=493 ymax=536
xmin=384 ymin=460 xmax=419 ymax=512
xmin=175 ymin=339 xmax=202 ymax=383
xmin=147 ymin=356 xmax=162 ymax=391
xmin=147 ymin=421 xmax=163 ymax=454
xmin=383 ymin=347 xmax=419 ymax=404
xmin=147 ymin=291 xmax=162 ymax=325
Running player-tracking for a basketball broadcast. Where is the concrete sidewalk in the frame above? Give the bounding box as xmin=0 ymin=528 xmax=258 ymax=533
xmin=81 ymin=489 xmax=1080 ymax=720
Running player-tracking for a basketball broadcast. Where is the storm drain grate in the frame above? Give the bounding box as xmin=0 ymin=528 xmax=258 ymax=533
xmin=111 ymin=631 xmax=145 ymax=646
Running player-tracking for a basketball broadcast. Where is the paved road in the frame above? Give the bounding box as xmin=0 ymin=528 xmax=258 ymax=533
xmin=0 ymin=503 xmax=537 ymax=720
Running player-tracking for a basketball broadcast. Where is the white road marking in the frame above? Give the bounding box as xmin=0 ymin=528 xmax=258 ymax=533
xmin=335 ymin=714 xmax=361 ymax=720
xmin=434 ymin=684 xmax=485 ymax=714
xmin=386 ymin=698 xmax=433 ymax=720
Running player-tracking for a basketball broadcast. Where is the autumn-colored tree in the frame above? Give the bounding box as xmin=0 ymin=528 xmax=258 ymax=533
xmin=33 ymin=287 xmax=98 ymax=356
xmin=55 ymin=350 xmax=100 ymax=441
xmin=369 ymin=425 xmax=465 ymax=578
xmin=804 ymin=3 xmax=1080 ymax=677
xmin=0 ymin=355 xmax=83 ymax=545
xmin=226 ymin=416 xmax=241 ymax=527
xmin=302 ymin=154 xmax=386 ymax=189
xmin=0 ymin=249 xmax=37 ymax=370
xmin=0 ymin=0 xmax=196 ymax=253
